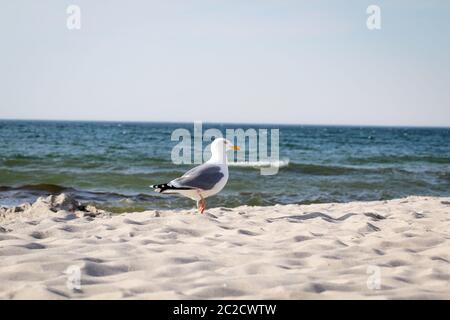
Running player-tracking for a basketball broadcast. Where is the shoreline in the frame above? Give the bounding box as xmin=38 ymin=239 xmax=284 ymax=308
xmin=1 ymin=194 xmax=449 ymax=299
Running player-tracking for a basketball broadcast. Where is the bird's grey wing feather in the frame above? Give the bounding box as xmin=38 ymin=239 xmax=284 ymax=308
xmin=171 ymin=164 xmax=224 ymax=190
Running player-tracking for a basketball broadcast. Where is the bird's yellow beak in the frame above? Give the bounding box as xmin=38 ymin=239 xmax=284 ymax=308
xmin=232 ymin=145 xmax=240 ymax=151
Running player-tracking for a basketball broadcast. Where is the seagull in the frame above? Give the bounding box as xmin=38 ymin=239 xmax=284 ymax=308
xmin=151 ymin=138 xmax=240 ymax=213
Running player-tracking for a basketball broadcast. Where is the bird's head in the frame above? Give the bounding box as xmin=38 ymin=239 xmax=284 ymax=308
xmin=211 ymin=138 xmax=240 ymax=154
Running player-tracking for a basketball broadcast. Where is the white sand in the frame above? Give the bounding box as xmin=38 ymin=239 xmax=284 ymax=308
xmin=1 ymin=194 xmax=449 ymax=299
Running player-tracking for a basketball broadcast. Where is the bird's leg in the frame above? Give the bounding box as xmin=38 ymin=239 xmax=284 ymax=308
xmin=198 ymin=195 xmax=206 ymax=214
xmin=201 ymin=198 xmax=206 ymax=214
xmin=196 ymin=198 xmax=204 ymax=213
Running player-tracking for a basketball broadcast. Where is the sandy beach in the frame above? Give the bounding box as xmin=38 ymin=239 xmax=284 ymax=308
xmin=0 ymin=194 xmax=449 ymax=299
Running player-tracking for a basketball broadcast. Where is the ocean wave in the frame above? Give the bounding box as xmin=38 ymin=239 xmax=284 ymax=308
xmin=228 ymin=159 xmax=290 ymax=168
xmin=282 ymin=162 xmax=426 ymax=176
xmin=0 ymin=183 xmax=72 ymax=193
xmin=227 ymin=158 xmax=419 ymax=175
xmin=347 ymin=155 xmax=450 ymax=165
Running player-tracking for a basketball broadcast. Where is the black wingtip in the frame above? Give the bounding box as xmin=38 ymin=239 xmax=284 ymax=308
xmin=150 ymin=183 xmax=169 ymax=193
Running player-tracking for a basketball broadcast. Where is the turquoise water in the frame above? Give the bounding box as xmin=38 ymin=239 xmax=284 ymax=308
xmin=0 ymin=120 xmax=449 ymax=212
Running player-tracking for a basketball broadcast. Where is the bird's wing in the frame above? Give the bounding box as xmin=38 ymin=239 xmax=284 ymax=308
xmin=171 ymin=163 xmax=224 ymax=190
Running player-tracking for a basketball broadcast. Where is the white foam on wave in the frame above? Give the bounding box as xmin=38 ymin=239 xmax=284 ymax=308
xmin=228 ymin=158 xmax=290 ymax=168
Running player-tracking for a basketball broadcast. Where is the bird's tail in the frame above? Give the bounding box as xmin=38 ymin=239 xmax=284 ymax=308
xmin=150 ymin=183 xmax=172 ymax=193
xmin=150 ymin=183 xmax=193 ymax=193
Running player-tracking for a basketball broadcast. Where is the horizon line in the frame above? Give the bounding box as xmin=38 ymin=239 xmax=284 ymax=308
xmin=0 ymin=117 xmax=449 ymax=129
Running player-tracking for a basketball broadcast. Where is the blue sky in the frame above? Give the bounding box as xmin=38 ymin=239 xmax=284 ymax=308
xmin=0 ymin=0 xmax=449 ymax=126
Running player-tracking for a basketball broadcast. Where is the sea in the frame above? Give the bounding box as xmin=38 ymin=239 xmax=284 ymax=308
xmin=0 ymin=120 xmax=449 ymax=212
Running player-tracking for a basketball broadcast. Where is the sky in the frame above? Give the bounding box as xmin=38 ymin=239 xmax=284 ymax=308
xmin=0 ymin=0 xmax=449 ymax=126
